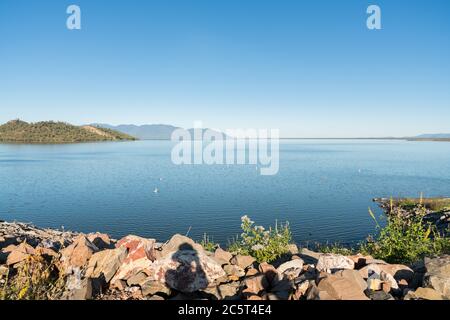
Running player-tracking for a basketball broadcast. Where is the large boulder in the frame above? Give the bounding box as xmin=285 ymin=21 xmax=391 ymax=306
xmin=5 ymin=242 xmax=35 ymax=266
xmin=293 ymin=279 xmax=310 ymax=300
xmin=299 ymin=248 xmax=321 ymax=265
xmin=243 ymin=274 xmax=269 ymax=295
xmin=60 ymin=236 xmax=98 ymax=271
xmin=423 ymin=255 xmax=450 ymax=298
xmin=359 ymin=263 xmax=413 ymax=282
xmin=148 ymin=248 xmax=226 ymax=293
xmin=218 ymin=282 xmax=241 ymax=300
xmin=86 ymin=233 xmax=113 ymax=250
xmin=85 ymin=247 xmax=127 ymax=284
xmin=159 ymin=234 xmax=203 ymax=258
xmin=316 ymin=254 xmax=354 ymax=273
xmin=231 ymin=255 xmax=256 ymax=269
xmin=223 ymin=264 xmax=245 ymax=281
xmin=116 ymin=235 xmax=156 ymax=262
xmin=35 ymin=246 xmax=58 ymax=259
xmin=277 ymin=259 xmax=304 ymax=279
xmin=315 ymin=270 xmax=369 ymax=300
xmin=366 ymin=290 xmax=395 ymax=300
xmin=141 ymin=279 xmax=171 ymax=297
xmin=287 ymin=244 xmax=299 ymax=255
xmin=126 ymin=271 xmax=149 ymax=286
xmin=110 ymin=235 xmax=156 ymax=283
xmin=363 ymin=266 xmax=399 ymax=291
xmin=65 ymin=281 xmax=93 ymax=300
xmin=405 ymin=287 xmax=446 ymax=300
xmin=62 ymin=275 xmax=93 ymax=300
xmin=214 ymin=248 xmax=233 ymax=264
xmin=258 ymin=262 xmax=282 ymax=287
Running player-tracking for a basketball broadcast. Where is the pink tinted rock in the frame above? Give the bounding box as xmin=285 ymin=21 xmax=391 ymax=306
xmin=148 ymin=249 xmax=226 ymax=293
xmin=116 ymin=235 xmax=156 ymax=262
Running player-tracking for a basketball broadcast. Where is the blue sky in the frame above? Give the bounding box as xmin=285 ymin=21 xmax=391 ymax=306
xmin=1 ymin=0 xmax=449 ymax=137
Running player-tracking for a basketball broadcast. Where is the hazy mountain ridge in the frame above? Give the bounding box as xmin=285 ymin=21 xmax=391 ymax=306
xmin=92 ymin=123 xmax=228 ymax=140
xmin=91 ymin=123 xmax=180 ymax=140
xmin=413 ymin=133 xmax=450 ymax=139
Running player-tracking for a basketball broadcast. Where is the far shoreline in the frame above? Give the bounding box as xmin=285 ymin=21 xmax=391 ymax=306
xmin=3 ymin=137 xmax=450 ymax=144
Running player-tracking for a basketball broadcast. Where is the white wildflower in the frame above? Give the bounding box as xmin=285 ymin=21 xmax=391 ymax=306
xmin=251 ymin=244 xmax=264 ymax=251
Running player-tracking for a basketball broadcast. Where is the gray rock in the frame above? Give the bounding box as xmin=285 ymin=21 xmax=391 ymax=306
xmin=62 ymin=277 xmax=93 ymax=300
xmin=276 ymin=259 xmax=304 ymax=279
xmin=316 ymin=254 xmax=354 ymax=273
xmin=359 ymin=263 xmax=413 ymax=283
xmin=141 ymin=279 xmax=171 ymax=297
xmin=404 ymin=287 xmax=446 ymax=300
xmin=244 ymin=274 xmax=269 ymax=295
xmin=423 ymin=255 xmax=450 ymax=298
xmin=126 ymin=271 xmax=149 ymax=286
xmin=299 ymin=248 xmax=321 ymax=265
xmin=366 ymin=290 xmax=395 ymax=300
xmin=218 ymin=282 xmax=241 ymax=299
xmin=223 ymin=264 xmax=245 ymax=279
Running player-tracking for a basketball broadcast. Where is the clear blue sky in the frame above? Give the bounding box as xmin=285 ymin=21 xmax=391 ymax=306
xmin=1 ymin=0 xmax=449 ymax=137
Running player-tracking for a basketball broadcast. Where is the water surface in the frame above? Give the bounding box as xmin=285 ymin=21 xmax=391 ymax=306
xmin=1 ymin=140 xmax=449 ymax=246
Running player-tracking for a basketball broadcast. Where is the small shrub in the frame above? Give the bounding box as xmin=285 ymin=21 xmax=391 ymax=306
xmin=227 ymin=215 xmax=293 ymax=263
xmin=360 ymin=205 xmax=449 ymax=264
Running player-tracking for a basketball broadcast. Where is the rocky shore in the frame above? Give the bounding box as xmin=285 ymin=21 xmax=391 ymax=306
xmin=1 ymin=220 xmax=449 ymax=300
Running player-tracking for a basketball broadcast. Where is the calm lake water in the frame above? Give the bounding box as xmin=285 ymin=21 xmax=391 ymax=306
xmin=1 ymin=140 xmax=449 ymax=246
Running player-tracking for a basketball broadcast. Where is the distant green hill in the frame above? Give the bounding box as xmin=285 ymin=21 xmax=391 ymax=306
xmin=0 ymin=120 xmax=137 ymax=143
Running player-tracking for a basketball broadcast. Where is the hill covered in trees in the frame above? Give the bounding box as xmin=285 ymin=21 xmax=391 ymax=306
xmin=0 ymin=120 xmax=137 ymax=143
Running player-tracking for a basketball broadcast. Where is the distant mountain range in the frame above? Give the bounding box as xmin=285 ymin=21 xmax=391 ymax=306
xmin=91 ymin=124 xmax=179 ymax=140
xmin=413 ymin=134 xmax=450 ymax=139
xmin=91 ymin=123 xmax=228 ymax=140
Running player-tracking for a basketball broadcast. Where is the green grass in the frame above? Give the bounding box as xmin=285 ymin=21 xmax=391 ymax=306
xmin=395 ymin=197 xmax=450 ymax=212
xmin=199 ymin=233 xmax=219 ymax=252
